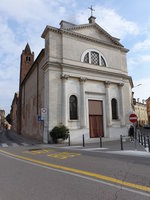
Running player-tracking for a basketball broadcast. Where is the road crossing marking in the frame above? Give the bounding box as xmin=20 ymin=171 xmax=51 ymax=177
xmin=0 ymin=149 xmax=150 ymax=195
xmin=0 ymin=142 xmax=30 ymax=148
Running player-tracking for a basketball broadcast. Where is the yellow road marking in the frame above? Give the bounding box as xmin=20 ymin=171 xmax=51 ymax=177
xmin=0 ymin=149 xmax=150 ymax=193
xmin=47 ymin=152 xmax=81 ymax=159
xmin=23 ymin=149 xmax=80 ymax=159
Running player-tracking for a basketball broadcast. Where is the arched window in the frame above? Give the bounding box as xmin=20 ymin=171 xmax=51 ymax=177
xmin=26 ymin=56 xmax=31 ymax=62
xmin=81 ymin=49 xmax=107 ymax=67
xmin=70 ymin=95 xmax=78 ymax=120
xmin=111 ymin=98 xmax=118 ymax=119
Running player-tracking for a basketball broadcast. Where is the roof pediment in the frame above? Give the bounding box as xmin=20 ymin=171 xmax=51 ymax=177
xmin=66 ymin=23 xmax=123 ymax=48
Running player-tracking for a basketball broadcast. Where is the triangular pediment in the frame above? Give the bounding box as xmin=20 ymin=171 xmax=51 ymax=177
xmin=67 ymin=23 xmax=123 ymax=47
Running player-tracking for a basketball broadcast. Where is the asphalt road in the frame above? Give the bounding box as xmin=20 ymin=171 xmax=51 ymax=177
xmin=0 ymin=129 xmax=150 ymax=200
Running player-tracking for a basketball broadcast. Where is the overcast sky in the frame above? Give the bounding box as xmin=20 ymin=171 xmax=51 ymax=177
xmin=0 ymin=0 xmax=150 ymax=115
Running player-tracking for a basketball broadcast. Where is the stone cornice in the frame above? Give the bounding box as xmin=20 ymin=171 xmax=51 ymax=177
xmin=61 ymin=62 xmax=130 ymax=81
xmin=41 ymin=25 xmax=129 ymax=53
xmin=41 ymin=61 xmax=129 ymax=85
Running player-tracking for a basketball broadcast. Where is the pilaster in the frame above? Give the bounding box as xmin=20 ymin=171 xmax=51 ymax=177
xmin=104 ymin=81 xmax=112 ymax=127
xmin=79 ymin=77 xmax=87 ymax=128
xmin=61 ymin=74 xmax=69 ymax=126
xmin=118 ymin=83 xmax=125 ymax=126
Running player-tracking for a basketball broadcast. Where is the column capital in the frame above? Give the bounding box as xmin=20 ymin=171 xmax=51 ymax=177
xmin=104 ymin=81 xmax=111 ymax=88
xmin=61 ymin=74 xmax=70 ymax=80
xmin=118 ymin=83 xmax=124 ymax=87
xmin=79 ymin=77 xmax=87 ymax=82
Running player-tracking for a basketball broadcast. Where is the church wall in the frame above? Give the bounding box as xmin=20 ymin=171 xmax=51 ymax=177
xmin=121 ymin=52 xmax=128 ymax=73
xmin=45 ymin=31 xmax=62 ymax=63
xmin=21 ymin=60 xmax=44 ymax=141
xmin=61 ymin=34 xmax=127 ymax=73
xmin=45 ymin=66 xmax=62 ymax=131
xmin=41 ymin=22 xmax=133 ymax=142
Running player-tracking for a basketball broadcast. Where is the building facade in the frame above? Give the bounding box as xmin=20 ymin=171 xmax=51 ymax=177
xmin=134 ymin=99 xmax=148 ymax=126
xmin=146 ymin=97 xmax=150 ymax=124
xmin=10 ymin=93 xmax=19 ymax=132
xmin=17 ymin=16 xmax=133 ymax=143
xmin=0 ymin=109 xmax=5 ymax=129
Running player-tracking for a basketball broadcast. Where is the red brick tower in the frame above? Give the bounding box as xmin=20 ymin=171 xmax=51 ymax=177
xmin=20 ymin=43 xmax=34 ymax=85
xmin=17 ymin=44 xmax=34 ymax=134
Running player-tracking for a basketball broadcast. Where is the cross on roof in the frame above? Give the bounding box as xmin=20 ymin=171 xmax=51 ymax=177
xmin=88 ymin=5 xmax=95 ymax=16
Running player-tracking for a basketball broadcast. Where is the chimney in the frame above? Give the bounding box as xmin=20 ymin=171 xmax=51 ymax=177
xmin=137 ymin=98 xmax=140 ymax=103
xmin=142 ymin=99 xmax=145 ymax=104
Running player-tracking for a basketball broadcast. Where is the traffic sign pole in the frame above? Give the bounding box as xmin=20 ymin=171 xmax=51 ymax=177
xmin=129 ymin=114 xmax=137 ymax=150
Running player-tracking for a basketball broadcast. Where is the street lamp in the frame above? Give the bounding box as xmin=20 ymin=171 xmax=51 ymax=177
xmin=133 ymin=84 xmax=142 ymax=88
xmin=132 ymin=84 xmax=142 ymax=106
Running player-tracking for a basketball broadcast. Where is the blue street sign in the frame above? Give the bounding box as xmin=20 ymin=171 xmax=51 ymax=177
xmin=38 ymin=115 xmax=41 ymax=121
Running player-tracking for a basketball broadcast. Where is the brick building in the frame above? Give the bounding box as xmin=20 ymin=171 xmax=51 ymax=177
xmin=0 ymin=109 xmax=5 ymax=128
xmin=10 ymin=93 xmax=19 ymax=132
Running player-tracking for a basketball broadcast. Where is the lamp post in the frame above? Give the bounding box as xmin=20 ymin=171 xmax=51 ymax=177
xmin=132 ymin=84 xmax=142 ymax=106
xmin=133 ymin=84 xmax=142 ymax=88
xmin=132 ymin=83 xmax=142 ymax=148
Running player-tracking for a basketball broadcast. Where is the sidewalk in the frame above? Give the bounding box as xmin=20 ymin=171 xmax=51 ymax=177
xmin=42 ymin=136 xmax=147 ymax=153
xmin=7 ymin=130 xmax=149 ymax=155
xmin=6 ymin=130 xmax=42 ymax=145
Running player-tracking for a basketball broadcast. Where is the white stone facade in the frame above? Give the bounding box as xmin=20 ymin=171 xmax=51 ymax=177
xmin=41 ymin=18 xmax=133 ymax=143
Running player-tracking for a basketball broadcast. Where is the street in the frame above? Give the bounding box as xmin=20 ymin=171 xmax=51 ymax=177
xmin=0 ymin=129 xmax=150 ymax=200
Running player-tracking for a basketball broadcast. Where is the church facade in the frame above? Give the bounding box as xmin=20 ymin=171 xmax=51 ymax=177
xmin=17 ymin=16 xmax=133 ymax=143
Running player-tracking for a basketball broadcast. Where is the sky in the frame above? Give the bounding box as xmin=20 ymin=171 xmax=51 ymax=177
xmin=0 ymin=0 xmax=150 ymax=115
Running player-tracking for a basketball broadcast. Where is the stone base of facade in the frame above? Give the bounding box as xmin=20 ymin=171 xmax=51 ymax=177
xmin=68 ymin=126 xmax=128 ymax=144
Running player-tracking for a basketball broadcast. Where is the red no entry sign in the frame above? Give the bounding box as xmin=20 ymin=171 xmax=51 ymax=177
xmin=129 ymin=113 xmax=137 ymax=123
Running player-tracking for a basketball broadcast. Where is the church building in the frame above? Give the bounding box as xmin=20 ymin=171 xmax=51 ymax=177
xmin=17 ymin=14 xmax=133 ymax=143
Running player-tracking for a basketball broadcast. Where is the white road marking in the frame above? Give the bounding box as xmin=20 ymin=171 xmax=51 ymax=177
xmin=0 ymin=151 xmax=150 ymax=198
xmin=80 ymin=148 xmax=108 ymax=151
xmin=105 ymin=150 xmax=150 ymax=157
xmin=60 ymin=146 xmax=82 ymax=149
xmin=21 ymin=143 xmax=29 ymax=146
xmin=11 ymin=143 xmax=19 ymax=147
xmin=1 ymin=143 xmax=9 ymax=147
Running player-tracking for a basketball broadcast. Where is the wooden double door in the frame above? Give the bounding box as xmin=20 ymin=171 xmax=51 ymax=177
xmin=88 ymin=100 xmax=104 ymax=138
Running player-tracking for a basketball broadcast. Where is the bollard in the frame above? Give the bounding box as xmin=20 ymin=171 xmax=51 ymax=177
xmin=83 ymin=134 xmax=85 ymax=147
xmin=68 ymin=134 xmax=70 ymax=146
xmin=141 ymin=134 xmax=143 ymax=145
xmin=100 ymin=136 xmax=102 ymax=148
xmin=147 ymin=136 xmax=150 ymax=153
xmin=144 ymin=135 xmax=146 ymax=148
xmin=120 ymin=135 xmax=123 ymax=150
xmin=138 ymin=133 xmax=140 ymax=143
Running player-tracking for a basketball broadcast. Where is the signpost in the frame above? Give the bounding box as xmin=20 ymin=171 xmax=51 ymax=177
xmin=129 ymin=113 xmax=137 ymax=150
xmin=41 ymin=108 xmax=47 ymax=120
xmin=41 ymin=108 xmax=48 ymax=143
